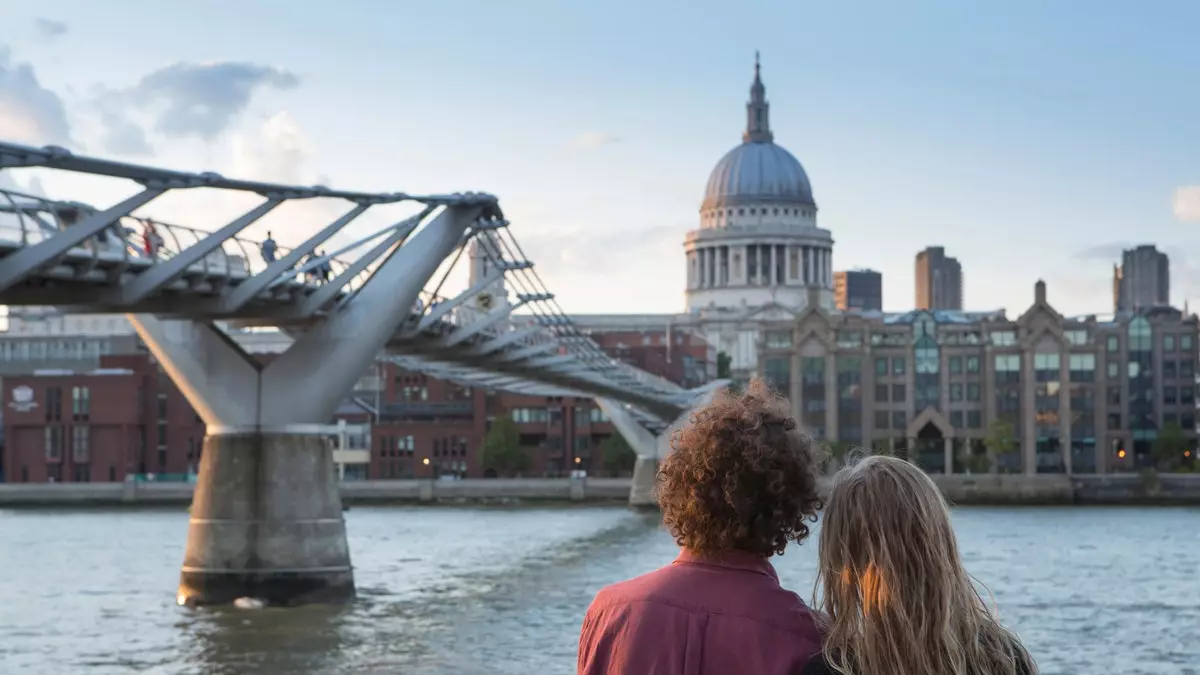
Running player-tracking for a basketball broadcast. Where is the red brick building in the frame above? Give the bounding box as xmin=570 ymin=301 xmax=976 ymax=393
xmin=0 ymin=326 xmax=712 ymax=483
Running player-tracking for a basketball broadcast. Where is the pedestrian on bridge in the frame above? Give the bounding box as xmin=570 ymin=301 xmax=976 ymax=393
xmin=261 ymin=231 xmax=277 ymax=263
xmin=577 ymin=378 xmax=825 ymax=675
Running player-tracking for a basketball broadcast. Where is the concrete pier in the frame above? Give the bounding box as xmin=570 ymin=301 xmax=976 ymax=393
xmin=178 ymin=432 xmax=354 ymax=606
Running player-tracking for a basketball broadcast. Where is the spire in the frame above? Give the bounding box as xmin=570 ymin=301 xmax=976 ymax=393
xmin=743 ymin=50 xmax=773 ymax=143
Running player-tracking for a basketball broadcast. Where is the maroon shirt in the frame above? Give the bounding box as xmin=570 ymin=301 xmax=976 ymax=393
xmin=578 ymin=549 xmax=824 ymax=675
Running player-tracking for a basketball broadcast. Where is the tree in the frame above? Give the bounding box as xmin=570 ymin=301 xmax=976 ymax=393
xmin=983 ymin=419 xmax=1017 ymax=474
xmin=599 ymin=434 xmax=637 ymax=477
xmin=480 ymin=416 xmax=530 ymax=476
xmin=825 ymin=440 xmax=857 ymax=470
xmin=1152 ymin=421 xmax=1189 ymax=472
xmin=716 ymin=351 xmax=732 ymax=379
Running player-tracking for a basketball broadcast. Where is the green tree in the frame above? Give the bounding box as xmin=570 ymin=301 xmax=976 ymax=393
xmin=983 ymin=419 xmax=1017 ymax=474
xmin=1152 ymin=421 xmax=1189 ymax=472
xmin=716 ymin=351 xmax=732 ymax=379
xmin=480 ymin=416 xmax=530 ymax=476
xmin=599 ymin=434 xmax=637 ymax=477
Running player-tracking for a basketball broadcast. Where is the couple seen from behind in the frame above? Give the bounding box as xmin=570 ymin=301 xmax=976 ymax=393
xmin=577 ymin=379 xmax=1036 ymax=675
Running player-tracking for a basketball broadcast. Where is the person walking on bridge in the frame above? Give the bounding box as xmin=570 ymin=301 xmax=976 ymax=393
xmin=577 ymin=378 xmax=826 ymax=675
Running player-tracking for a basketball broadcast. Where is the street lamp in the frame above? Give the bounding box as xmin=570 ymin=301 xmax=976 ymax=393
xmin=422 ymin=457 xmax=430 ymax=466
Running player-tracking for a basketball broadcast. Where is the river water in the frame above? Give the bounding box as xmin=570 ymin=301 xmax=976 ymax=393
xmin=0 ymin=505 xmax=1196 ymax=675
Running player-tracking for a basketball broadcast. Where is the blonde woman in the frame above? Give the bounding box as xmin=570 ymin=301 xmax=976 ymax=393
xmin=803 ymin=455 xmax=1037 ymax=675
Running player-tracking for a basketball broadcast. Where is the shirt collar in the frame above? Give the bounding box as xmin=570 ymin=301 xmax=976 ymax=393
xmin=674 ymin=548 xmax=780 ymax=582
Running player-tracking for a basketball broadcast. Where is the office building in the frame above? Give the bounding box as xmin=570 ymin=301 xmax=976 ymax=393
xmin=1114 ymin=245 xmax=1169 ymax=313
xmin=915 ymin=246 xmax=963 ymax=311
xmin=834 ymin=269 xmax=883 ymax=312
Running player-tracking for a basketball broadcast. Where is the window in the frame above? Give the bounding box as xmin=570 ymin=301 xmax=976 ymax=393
xmin=1128 ymin=317 xmax=1152 ymax=351
xmin=995 ymin=354 xmax=1021 ymax=384
xmin=1107 ymin=413 xmax=1121 ymax=430
xmin=1182 ymin=361 xmax=1195 ymax=379
xmin=874 ymin=384 xmax=888 ymax=402
xmin=72 ymin=426 xmax=90 ymax=463
xmin=1065 ymin=329 xmax=1088 ymax=345
xmin=949 ymin=356 xmax=963 ymax=374
xmin=1107 ymin=387 xmax=1120 ymax=405
xmin=764 ymin=357 xmax=790 ymax=395
xmin=1165 ymin=335 xmax=1176 ymax=351
xmin=157 ymin=395 xmax=168 ymax=420
xmin=1164 ymin=361 xmax=1177 ymax=379
xmin=892 ymin=384 xmax=906 ymax=402
xmin=73 ymin=464 xmax=90 ymax=483
xmin=1107 ymin=362 xmax=1119 ymax=378
xmin=158 ymin=422 xmax=167 ymax=448
xmin=875 ymin=357 xmax=888 ymax=376
xmin=874 ymin=410 xmax=889 ymax=429
xmin=1107 ymin=336 xmax=1119 ymax=352
xmin=836 ymin=332 xmax=862 ymax=348
xmin=1164 ymin=386 xmax=1177 ymax=405
xmin=44 ymin=426 xmax=62 ymax=460
xmin=45 ymin=387 xmax=62 ymax=422
xmin=991 ymin=331 xmax=1017 ymax=346
xmin=892 ymin=358 xmax=906 ymax=375
xmin=950 ymin=383 xmax=964 ymax=402
xmin=1182 ymin=335 xmax=1194 ymax=351
xmin=1182 ymin=387 xmax=1195 ymax=405
xmin=967 ymin=383 xmax=981 ymax=401
xmin=950 ymin=410 xmax=964 ymax=428
xmin=892 ymin=410 xmax=906 ymax=429
xmin=72 ymin=386 xmax=90 ymax=421
xmin=765 ymin=331 xmax=792 ymax=349
xmin=966 ymin=356 xmax=980 ymax=373
xmin=1068 ymin=354 xmax=1095 ymax=382
xmin=967 ymin=411 xmax=982 ymax=428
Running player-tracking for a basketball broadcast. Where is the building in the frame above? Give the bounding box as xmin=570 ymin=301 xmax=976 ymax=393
xmin=757 ymin=280 xmax=1198 ymax=474
xmin=833 ymin=269 xmax=883 ymax=312
xmin=915 ymin=246 xmax=963 ymax=311
xmin=1114 ymin=245 xmax=1169 ymax=313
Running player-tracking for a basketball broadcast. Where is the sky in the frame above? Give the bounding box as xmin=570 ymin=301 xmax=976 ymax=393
xmin=1 ymin=0 xmax=1199 ymax=317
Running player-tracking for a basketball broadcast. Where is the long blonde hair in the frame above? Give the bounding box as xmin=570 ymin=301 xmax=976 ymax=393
xmin=815 ymin=455 xmax=1036 ymax=675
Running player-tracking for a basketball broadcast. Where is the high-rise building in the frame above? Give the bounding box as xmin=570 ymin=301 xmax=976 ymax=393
xmin=1113 ymin=245 xmax=1169 ymax=313
xmin=833 ymin=269 xmax=883 ymax=312
xmin=915 ymin=246 xmax=963 ymax=311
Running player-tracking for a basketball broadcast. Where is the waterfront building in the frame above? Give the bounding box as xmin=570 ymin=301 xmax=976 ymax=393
xmin=757 ymin=280 xmax=1199 ymax=474
xmin=1114 ymin=244 xmax=1170 ymax=313
xmin=833 ymin=269 xmax=883 ymax=312
xmin=915 ymin=246 xmax=963 ymax=311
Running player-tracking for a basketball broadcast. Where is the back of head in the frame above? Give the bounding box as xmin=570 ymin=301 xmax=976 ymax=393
xmin=818 ymin=455 xmax=1035 ymax=675
xmin=656 ymin=378 xmax=823 ymax=557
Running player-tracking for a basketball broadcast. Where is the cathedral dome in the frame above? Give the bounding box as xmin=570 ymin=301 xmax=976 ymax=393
xmin=701 ymin=54 xmax=815 ymax=211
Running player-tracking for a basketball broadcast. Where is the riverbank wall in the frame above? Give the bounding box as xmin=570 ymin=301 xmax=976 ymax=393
xmin=1 ymin=474 xmax=1199 ymax=508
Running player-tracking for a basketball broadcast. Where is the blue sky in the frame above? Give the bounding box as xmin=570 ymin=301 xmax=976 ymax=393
xmin=1 ymin=0 xmax=1198 ymax=316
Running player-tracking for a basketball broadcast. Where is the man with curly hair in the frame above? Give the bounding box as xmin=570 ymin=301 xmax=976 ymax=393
xmin=577 ymin=378 xmax=826 ymax=675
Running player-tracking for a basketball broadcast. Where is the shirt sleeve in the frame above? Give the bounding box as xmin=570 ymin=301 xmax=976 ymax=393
xmin=577 ymin=599 xmax=605 ymax=675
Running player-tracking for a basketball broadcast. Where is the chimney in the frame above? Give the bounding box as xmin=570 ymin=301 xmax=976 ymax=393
xmin=1034 ymin=279 xmax=1047 ymax=305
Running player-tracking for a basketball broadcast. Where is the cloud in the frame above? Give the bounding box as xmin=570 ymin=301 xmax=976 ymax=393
xmin=1173 ymin=186 xmax=1200 ymax=222
xmin=229 ymin=111 xmax=313 ymax=184
xmin=1074 ymin=242 xmax=1128 ymax=262
xmin=34 ymin=19 xmax=68 ymax=39
xmin=95 ymin=61 xmax=300 ymax=154
xmin=0 ymin=45 xmax=72 ymax=145
xmin=569 ymin=131 xmax=621 ymax=149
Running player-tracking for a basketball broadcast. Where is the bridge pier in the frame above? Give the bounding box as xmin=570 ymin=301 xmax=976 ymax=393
xmin=126 ymin=204 xmax=482 ymax=607
xmin=180 ymin=432 xmax=353 ymax=605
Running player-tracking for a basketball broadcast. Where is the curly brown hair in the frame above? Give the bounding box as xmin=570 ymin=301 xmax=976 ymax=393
xmin=657 ymin=378 xmax=824 ymax=557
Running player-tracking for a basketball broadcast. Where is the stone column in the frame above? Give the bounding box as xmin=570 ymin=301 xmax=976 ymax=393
xmin=180 ymin=431 xmax=353 ymax=606
xmin=943 ymin=437 xmax=954 ymax=475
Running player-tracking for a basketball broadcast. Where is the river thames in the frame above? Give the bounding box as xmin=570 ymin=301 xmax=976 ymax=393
xmin=0 ymin=505 xmax=1196 ymax=675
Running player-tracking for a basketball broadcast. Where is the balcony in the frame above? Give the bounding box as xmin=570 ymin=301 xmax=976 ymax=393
xmin=380 ymin=401 xmax=475 ymax=422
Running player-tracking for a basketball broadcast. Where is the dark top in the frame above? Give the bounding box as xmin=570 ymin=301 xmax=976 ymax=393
xmin=801 ymin=648 xmax=1036 ymax=675
xmin=578 ymin=548 xmax=823 ymax=675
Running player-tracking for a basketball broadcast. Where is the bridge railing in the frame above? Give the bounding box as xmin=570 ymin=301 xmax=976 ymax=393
xmin=0 ymin=186 xmax=380 ymax=301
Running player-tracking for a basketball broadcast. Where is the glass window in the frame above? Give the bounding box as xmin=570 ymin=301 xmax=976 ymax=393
xmin=1107 ymin=362 xmax=1119 ymax=378
xmin=874 ymin=410 xmax=889 ymax=429
xmin=1182 ymin=387 xmax=1195 ymax=405
xmin=966 ymin=356 xmax=980 ymax=373
xmin=949 ymin=356 xmax=963 ymax=374
xmin=967 ymin=383 xmax=981 ymax=401
xmin=1106 ymin=387 xmax=1120 ymax=405
xmin=1164 ymin=334 xmax=1176 ymax=351
xmin=950 ymin=383 xmax=964 ymax=402
xmin=1064 ymin=329 xmax=1088 ymax=345
xmin=892 ymin=384 xmax=906 ymax=402
xmin=967 ymin=410 xmax=982 ymax=428
xmin=892 ymin=410 xmax=906 ymax=429
xmin=765 ymin=330 xmax=792 ymax=349
xmin=874 ymin=384 xmax=888 ymax=402
xmin=836 ymin=331 xmax=862 ymax=348
xmin=1128 ymin=317 xmax=1152 ymax=351
xmin=892 ymin=358 xmax=906 ymax=375
xmin=1164 ymin=386 xmax=1177 ymax=404
xmin=1182 ymin=335 xmax=1194 ymax=351
xmin=1107 ymin=335 xmax=1119 ymax=352
xmin=1107 ymin=413 xmax=1121 ymax=430
xmin=950 ymin=410 xmax=964 ymax=428
xmin=991 ymin=331 xmax=1017 ymax=346
xmin=875 ymin=357 xmax=888 ymax=376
